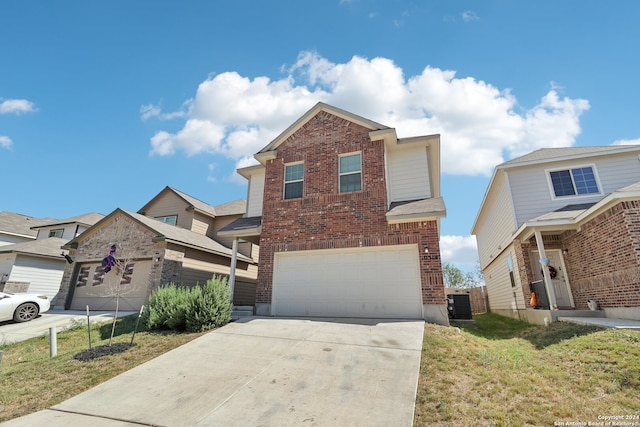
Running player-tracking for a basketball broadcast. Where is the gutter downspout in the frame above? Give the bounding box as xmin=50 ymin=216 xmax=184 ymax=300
xmin=228 ymin=237 xmax=238 ymax=304
xmin=534 ymin=230 xmax=558 ymax=310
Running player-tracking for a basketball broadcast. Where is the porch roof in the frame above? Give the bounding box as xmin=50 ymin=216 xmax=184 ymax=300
xmin=217 ymin=216 xmax=262 ymax=238
xmin=386 ymin=197 xmax=446 ymax=224
xmin=514 ymin=180 xmax=640 ymax=241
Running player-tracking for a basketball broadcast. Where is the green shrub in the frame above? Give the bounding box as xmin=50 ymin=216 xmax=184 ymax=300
xmin=185 ymin=275 xmax=232 ymax=332
xmin=146 ymin=283 xmax=191 ymax=331
xmin=146 ymin=276 xmax=232 ymax=332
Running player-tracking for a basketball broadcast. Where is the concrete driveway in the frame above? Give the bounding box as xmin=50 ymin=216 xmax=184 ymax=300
xmin=2 ymin=317 xmax=425 ymax=427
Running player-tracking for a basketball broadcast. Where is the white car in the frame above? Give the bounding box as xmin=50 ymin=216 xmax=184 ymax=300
xmin=0 ymin=291 xmax=51 ymax=322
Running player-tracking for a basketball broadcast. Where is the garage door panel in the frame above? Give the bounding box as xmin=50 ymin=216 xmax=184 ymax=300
xmin=273 ymin=245 xmax=422 ymax=318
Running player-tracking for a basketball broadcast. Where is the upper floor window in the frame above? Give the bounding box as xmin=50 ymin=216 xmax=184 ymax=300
xmin=155 ymin=215 xmax=177 ymax=225
xmin=284 ymin=163 xmax=304 ymax=199
xmin=339 ymin=153 xmax=362 ymax=193
xmin=548 ymin=166 xmax=600 ymax=198
xmin=48 ymin=228 xmax=64 ymax=238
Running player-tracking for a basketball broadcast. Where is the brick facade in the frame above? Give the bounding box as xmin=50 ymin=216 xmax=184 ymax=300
xmin=514 ymin=200 xmax=640 ymax=311
xmin=256 ymin=111 xmax=445 ymax=307
xmin=562 ymin=200 xmax=640 ymax=309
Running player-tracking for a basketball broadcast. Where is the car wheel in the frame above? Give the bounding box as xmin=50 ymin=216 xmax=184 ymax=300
xmin=13 ymin=303 xmax=39 ymax=323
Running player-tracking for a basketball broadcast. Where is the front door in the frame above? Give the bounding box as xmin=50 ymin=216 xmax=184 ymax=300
xmin=532 ymin=250 xmax=574 ymax=309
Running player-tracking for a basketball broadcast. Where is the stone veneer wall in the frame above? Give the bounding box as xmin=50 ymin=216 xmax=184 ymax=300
xmin=55 ymin=213 xmax=167 ymax=308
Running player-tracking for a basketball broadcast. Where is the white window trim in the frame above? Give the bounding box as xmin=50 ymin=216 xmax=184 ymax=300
xmin=545 ymin=163 xmax=603 ymax=200
xmin=283 ymin=161 xmax=304 ymax=200
xmin=338 ymin=151 xmax=362 ymax=193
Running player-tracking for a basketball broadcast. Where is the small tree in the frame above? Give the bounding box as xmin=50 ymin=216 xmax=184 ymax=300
xmin=87 ymin=215 xmax=144 ymax=345
xmin=443 ymin=262 xmax=480 ymax=289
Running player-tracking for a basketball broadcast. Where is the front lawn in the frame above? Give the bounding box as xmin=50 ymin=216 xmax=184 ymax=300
xmin=0 ymin=315 xmax=205 ymax=422
xmin=414 ymin=313 xmax=640 ymax=426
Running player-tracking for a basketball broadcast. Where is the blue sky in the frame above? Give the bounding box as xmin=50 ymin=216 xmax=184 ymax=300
xmin=2 ymin=1 xmax=639 ymax=272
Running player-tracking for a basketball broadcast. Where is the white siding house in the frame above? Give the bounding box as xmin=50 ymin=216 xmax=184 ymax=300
xmin=0 ymin=213 xmax=104 ymax=299
xmin=472 ymin=146 xmax=640 ymax=324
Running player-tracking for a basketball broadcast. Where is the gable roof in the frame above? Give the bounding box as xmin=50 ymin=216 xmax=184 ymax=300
xmin=0 ymin=212 xmax=56 ymax=239
xmin=212 ymin=199 xmax=246 ymax=216
xmin=499 ymin=145 xmax=640 ymax=169
xmin=472 ymin=145 xmax=640 ymax=234
xmin=30 ymin=212 xmax=105 ymax=230
xmin=0 ymin=237 xmax=68 ymax=259
xmin=386 ymin=197 xmax=447 ymax=224
xmin=63 ymin=209 xmax=252 ymax=263
xmin=255 ymin=102 xmax=391 ymax=162
xmin=138 ymin=186 xmax=244 ymax=218
xmin=512 ymin=180 xmax=640 ymax=241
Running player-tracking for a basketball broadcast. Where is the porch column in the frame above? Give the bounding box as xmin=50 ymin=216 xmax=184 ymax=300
xmin=534 ymin=230 xmax=558 ymax=309
xmin=228 ymin=237 xmax=238 ymax=304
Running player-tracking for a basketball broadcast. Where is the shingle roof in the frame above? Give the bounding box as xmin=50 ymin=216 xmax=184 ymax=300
xmin=219 ymin=216 xmax=262 ymax=233
xmin=386 ymin=197 xmax=446 ymax=220
xmin=139 ymin=187 xmax=245 ymax=218
xmin=212 ymin=199 xmax=246 ymax=216
xmin=169 ymin=187 xmax=219 ymax=217
xmin=0 ymin=212 xmax=56 ymax=238
xmin=125 ymin=210 xmax=253 ymax=262
xmin=499 ymin=145 xmax=640 ymax=168
xmin=0 ymin=237 xmax=68 ymax=258
xmin=554 ymin=203 xmax=598 ymax=212
xmin=86 ymin=209 xmax=253 ymax=263
xmin=30 ymin=212 xmax=105 ymax=229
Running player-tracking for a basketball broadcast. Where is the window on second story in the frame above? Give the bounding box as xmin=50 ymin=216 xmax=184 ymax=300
xmin=155 ymin=215 xmax=177 ymax=225
xmin=339 ymin=153 xmax=362 ymax=193
xmin=548 ymin=166 xmax=600 ymax=198
xmin=48 ymin=228 xmax=64 ymax=238
xmin=284 ymin=163 xmax=304 ymax=199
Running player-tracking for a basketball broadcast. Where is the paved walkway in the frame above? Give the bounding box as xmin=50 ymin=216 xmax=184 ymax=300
xmin=0 ymin=309 xmax=136 ymax=344
xmin=2 ymin=317 xmax=425 ymax=427
xmin=557 ymin=316 xmax=640 ymax=329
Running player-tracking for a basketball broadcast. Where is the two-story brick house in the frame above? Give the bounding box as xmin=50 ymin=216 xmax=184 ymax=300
xmin=472 ymin=146 xmax=640 ymax=324
xmin=220 ymin=103 xmax=448 ymax=325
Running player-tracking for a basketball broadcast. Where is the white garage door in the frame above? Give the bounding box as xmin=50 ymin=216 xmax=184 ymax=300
xmin=273 ymin=244 xmax=423 ymax=318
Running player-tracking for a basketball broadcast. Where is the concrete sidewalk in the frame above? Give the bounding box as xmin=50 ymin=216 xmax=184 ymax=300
xmin=0 ymin=309 xmax=136 ymax=344
xmin=2 ymin=317 xmax=425 ymax=427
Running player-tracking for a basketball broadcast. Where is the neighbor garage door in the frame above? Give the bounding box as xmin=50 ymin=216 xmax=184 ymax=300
xmin=69 ymin=260 xmax=152 ymax=311
xmin=272 ymin=244 xmax=423 ymax=318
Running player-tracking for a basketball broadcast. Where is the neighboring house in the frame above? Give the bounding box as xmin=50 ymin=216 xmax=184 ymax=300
xmin=0 ymin=213 xmax=104 ymax=299
xmin=220 ymin=102 xmax=448 ymax=325
xmin=31 ymin=212 xmax=105 ymax=241
xmin=0 ymin=211 xmax=54 ymax=246
xmin=472 ymin=146 xmax=640 ymax=324
xmin=55 ymin=187 xmax=258 ymax=311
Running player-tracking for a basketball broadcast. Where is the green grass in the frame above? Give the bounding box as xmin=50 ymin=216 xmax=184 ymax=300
xmin=0 ymin=315 xmax=205 ymax=422
xmin=2 ymin=312 xmax=640 ymax=425
xmin=414 ymin=313 xmax=640 ymax=426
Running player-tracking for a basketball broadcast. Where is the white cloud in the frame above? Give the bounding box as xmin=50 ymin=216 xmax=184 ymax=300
xmin=140 ymin=104 xmax=161 ymax=120
xmin=613 ymin=138 xmax=640 ymax=145
xmin=0 ymin=136 xmax=12 ymax=149
xmin=0 ymin=98 xmax=37 ymax=114
xmin=440 ymin=235 xmax=479 ymax=266
xmin=461 ymin=10 xmax=479 ymax=22
xmin=148 ymin=52 xmax=589 ymax=178
xmin=140 ymin=102 xmax=188 ymax=121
